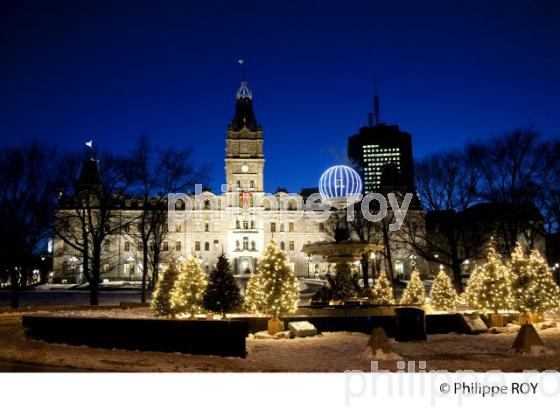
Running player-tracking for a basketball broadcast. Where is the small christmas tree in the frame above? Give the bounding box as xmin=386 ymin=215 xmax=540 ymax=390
xmin=170 ymin=257 xmax=207 ymax=318
xmin=151 ymin=259 xmax=180 ymax=317
xmin=366 ymin=271 xmax=395 ymax=304
xmin=400 ymin=269 xmax=425 ymax=305
xmin=509 ymin=244 xmax=560 ymax=313
xmin=464 ymin=245 xmax=512 ymax=313
xmin=254 ymin=241 xmax=299 ymax=318
xmin=203 ymin=253 xmax=242 ymax=318
xmin=244 ymin=270 xmax=264 ymax=313
xmin=430 ymin=267 xmax=458 ymax=311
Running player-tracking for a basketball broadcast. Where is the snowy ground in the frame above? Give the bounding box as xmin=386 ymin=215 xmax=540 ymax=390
xmin=1 ymin=310 xmax=560 ymax=372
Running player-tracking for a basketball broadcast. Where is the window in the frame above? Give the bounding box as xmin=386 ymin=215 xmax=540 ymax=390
xmin=204 ymin=242 xmax=210 ymax=251
xmin=243 ymin=237 xmax=249 ymax=250
xmin=124 ymin=241 xmax=131 ymax=252
xmin=213 ymin=240 xmax=220 ymax=251
xmin=251 ymin=220 xmax=255 ymax=229
xmin=235 ymin=240 xmax=240 ymax=251
xmin=175 ymin=241 xmax=181 ymax=252
xmin=270 ymin=222 xmax=276 ymax=232
xmin=175 ymin=223 xmax=182 ymax=232
xmin=103 ymin=240 xmax=111 ymax=251
xmin=250 ymin=180 xmax=254 ymax=189
xmin=288 ymin=222 xmax=294 ymax=232
xmin=236 ymin=220 xmax=241 ymax=229
xmin=123 ymin=224 xmax=130 ymax=234
xmin=163 ymin=241 xmax=169 ymax=252
xmin=251 ymin=241 xmax=256 ymax=251
xmin=319 ymin=223 xmax=324 ymax=232
xmin=289 ymin=241 xmax=295 ymax=251
xmin=175 ymin=199 xmax=185 ymax=211
xmin=195 ymin=241 xmax=200 ymax=251
xmin=280 ymin=241 xmax=285 ymax=251
xmin=137 ymin=242 xmax=143 ymax=252
xmin=205 ymin=223 xmax=209 ymax=232
xmin=243 ymin=221 xmax=249 ymax=230
xmin=280 ymin=223 xmax=285 ymax=232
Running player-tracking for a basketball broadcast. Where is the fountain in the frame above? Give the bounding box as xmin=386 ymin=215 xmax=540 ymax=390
xmin=303 ymin=165 xmax=383 ymax=303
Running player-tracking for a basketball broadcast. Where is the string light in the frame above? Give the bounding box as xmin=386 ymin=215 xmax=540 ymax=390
xmin=400 ymin=268 xmax=425 ymax=305
xmin=244 ymin=240 xmax=299 ymax=318
xmin=365 ymin=270 xmax=394 ymax=304
xmin=151 ymin=259 xmax=180 ymax=317
xmin=464 ymin=244 xmax=513 ymax=313
xmin=170 ymin=256 xmax=208 ymax=318
xmin=509 ymin=244 xmax=560 ymax=313
xmin=430 ymin=266 xmax=458 ymax=311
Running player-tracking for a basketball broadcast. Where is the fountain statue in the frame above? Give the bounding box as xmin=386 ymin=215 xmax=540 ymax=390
xmin=303 ymin=165 xmax=383 ymax=303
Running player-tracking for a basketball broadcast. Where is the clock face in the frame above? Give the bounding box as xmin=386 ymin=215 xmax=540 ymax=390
xmin=241 ymin=164 xmax=249 ymax=173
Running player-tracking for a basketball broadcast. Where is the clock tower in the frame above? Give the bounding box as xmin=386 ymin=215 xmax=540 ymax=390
xmin=225 ymin=78 xmax=264 ymax=193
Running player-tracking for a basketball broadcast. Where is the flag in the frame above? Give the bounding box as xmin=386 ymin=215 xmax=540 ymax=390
xmin=85 ymin=140 xmax=93 ymax=148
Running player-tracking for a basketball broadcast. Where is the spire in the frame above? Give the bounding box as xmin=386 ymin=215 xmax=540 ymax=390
xmin=236 ymin=58 xmax=252 ymax=100
xmin=229 ymin=58 xmax=259 ymax=131
xmin=373 ymin=78 xmax=380 ymax=125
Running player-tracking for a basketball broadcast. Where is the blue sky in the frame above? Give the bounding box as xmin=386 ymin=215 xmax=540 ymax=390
xmin=1 ymin=0 xmax=559 ymax=192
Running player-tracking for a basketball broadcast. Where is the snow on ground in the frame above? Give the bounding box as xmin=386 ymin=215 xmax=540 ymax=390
xmin=1 ymin=310 xmax=560 ymax=372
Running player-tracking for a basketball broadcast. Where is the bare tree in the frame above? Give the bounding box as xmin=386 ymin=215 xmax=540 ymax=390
xmin=129 ymin=136 xmax=208 ymax=303
xmin=0 ymin=142 xmax=60 ymax=308
xmin=397 ymin=149 xmax=481 ymax=291
xmin=468 ymin=128 xmax=547 ymax=254
xmin=55 ymin=152 xmax=135 ymax=305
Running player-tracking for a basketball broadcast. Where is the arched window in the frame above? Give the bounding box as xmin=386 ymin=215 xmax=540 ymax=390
xmin=175 ymin=199 xmax=185 ymax=211
xmin=280 ymin=241 xmax=285 ymax=251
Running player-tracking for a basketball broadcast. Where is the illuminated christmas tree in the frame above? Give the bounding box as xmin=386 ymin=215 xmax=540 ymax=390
xmin=399 ymin=269 xmax=425 ymax=305
xmin=151 ymin=259 xmax=180 ymax=317
xmin=202 ymin=253 xmax=242 ymax=318
xmin=365 ymin=271 xmax=395 ymax=304
xmin=247 ymin=241 xmax=299 ymax=318
xmin=244 ymin=271 xmax=264 ymax=313
xmin=429 ymin=266 xmax=458 ymax=311
xmin=170 ymin=257 xmax=207 ymax=318
xmin=464 ymin=245 xmax=512 ymax=313
xmin=509 ymin=244 xmax=560 ymax=313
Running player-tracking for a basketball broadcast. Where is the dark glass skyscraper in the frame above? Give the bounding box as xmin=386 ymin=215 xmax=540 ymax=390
xmin=347 ymin=109 xmax=414 ymax=194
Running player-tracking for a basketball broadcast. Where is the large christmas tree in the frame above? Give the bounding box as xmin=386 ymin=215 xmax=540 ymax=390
xmin=509 ymin=244 xmax=560 ymax=313
xmin=248 ymin=241 xmax=299 ymax=318
xmin=151 ymin=259 xmax=180 ymax=317
xmin=202 ymin=253 xmax=242 ymax=318
xmin=365 ymin=271 xmax=395 ymax=304
xmin=400 ymin=269 xmax=425 ymax=305
xmin=464 ymin=245 xmax=512 ymax=313
xmin=429 ymin=266 xmax=458 ymax=311
xmin=170 ymin=257 xmax=208 ymax=318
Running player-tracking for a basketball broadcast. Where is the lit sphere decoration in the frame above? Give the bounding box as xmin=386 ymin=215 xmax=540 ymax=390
xmin=318 ymin=165 xmax=363 ymax=209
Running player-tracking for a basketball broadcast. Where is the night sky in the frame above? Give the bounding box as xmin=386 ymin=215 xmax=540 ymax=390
xmin=1 ymin=0 xmax=560 ymax=192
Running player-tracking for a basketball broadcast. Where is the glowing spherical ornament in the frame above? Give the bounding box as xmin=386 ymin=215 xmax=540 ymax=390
xmin=318 ymin=165 xmax=363 ymax=209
